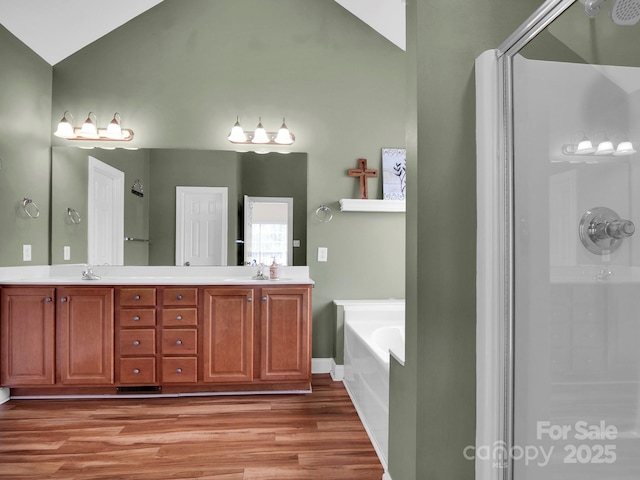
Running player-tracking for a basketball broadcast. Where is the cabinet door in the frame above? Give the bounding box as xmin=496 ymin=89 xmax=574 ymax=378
xmin=260 ymin=286 xmax=311 ymax=381
xmin=202 ymin=288 xmax=253 ymax=383
xmin=58 ymin=288 xmax=114 ymax=385
xmin=1 ymin=288 xmax=56 ymax=386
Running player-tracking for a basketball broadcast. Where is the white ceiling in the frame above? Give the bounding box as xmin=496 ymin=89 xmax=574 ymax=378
xmin=0 ymin=0 xmax=405 ymax=66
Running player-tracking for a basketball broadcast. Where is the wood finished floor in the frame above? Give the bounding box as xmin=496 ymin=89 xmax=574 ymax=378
xmin=0 ymin=375 xmax=383 ymax=480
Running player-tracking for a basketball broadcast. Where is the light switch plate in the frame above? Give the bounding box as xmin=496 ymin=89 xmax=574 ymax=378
xmin=317 ymin=247 xmax=328 ymax=262
xmin=64 ymin=246 xmax=71 ymax=260
xmin=293 ymin=240 xmax=300 ymax=248
xmin=23 ymin=244 xmax=32 ymax=262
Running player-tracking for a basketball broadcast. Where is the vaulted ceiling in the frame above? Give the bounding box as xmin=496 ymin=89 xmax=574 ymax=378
xmin=0 ymin=0 xmax=405 ymax=66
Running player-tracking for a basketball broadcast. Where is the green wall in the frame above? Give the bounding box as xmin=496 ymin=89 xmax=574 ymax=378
xmin=388 ymin=1 xmax=547 ymax=479
xmin=0 ymin=24 xmax=52 ymax=266
xmin=50 ymin=0 xmax=407 ymax=359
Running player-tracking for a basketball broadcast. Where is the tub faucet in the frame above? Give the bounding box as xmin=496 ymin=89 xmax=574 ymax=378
xmin=82 ymin=264 xmax=101 ymax=281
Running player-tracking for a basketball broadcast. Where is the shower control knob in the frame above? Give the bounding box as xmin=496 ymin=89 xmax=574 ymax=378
xmin=580 ymin=207 xmax=635 ymax=255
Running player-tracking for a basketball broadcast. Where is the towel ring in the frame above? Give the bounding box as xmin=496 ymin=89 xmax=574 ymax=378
xmin=315 ymin=205 xmax=333 ymax=223
xmin=67 ymin=207 xmax=82 ymax=224
xmin=22 ymin=198 xmax=40 ymax=218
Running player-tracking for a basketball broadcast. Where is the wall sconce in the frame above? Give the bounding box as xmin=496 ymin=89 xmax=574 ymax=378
xmin=227 ymin=117 xmax=295 ymax=145
xmin=562 ymin=132 xmax=636 ymax=156
xmin=54 ymin=111 xmax=134 ymax=142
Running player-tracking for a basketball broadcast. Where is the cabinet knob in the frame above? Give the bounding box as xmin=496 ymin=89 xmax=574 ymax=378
xmin=133 ymin=340 xmax=140 ymax=346
xmin=177 ymin=294 xmax=183 ymax=300
xmin=133 ymin=295 xmax=141 ymax=301
xmin=133 ymin=368 xmax=140 ymax=374
xmin=176 ymin=315 xmax=182 ymax=321
xmin=176 ymin=368 xmax=183 ymax=374
xmin=175 ymin=339 xmax=183 ymax=345
xmin=61 ymin=297 xmax=67 ymax=303
xmin=133 ymin=316 xmax=140 ymax=321
xmin=247 ymin=297 xmax=252 ymax=302
xmin=262 ymin=296 xmax=267 ymax=302
xmin=45 ymin=297 xmax=52 ymax=302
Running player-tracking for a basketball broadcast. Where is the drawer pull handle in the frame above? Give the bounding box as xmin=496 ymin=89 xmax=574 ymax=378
xmin=176 ymin=315 xmax=183 ymax=321
xmin=133 ymin=316 xmax=140 ymax=321
xmin=61 ymin=297 xmax=67 ymax=303
xmin=133 ymin=369 xmax=140 ymax=374
xmin=175 ymin=339 xmax=183 ymax=345
xmin=176 ymin=368 xmax=183 ymax=374
xmin=134 ymin=295 xmax=141 ymax=301
xmin=133 ymin=340 xmax=140 ymax=346
xmin=177 ymin=294 xmax=183 ymax=300
xmin=45 ymin=297 xmax=52 ymax=302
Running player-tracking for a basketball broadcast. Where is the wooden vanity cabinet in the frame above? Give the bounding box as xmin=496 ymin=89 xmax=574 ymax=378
xmin=160 ymin=287 xmax=198 ymax=384
xmin=202 ymin=287 xmax=254 ymax=383
xmin=116 ymin=287 xmax=157 ymax=385
xmin=259 ymin=286 xmax=312 ymax=382
xmin=1 ymin=287 xmax=56 ymax=386
xmin=57 ymin=287 xmax=115 ymax=385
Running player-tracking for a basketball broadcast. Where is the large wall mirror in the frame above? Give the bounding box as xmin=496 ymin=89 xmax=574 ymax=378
xmin=51 ymin=147 xmax=308 ymax=266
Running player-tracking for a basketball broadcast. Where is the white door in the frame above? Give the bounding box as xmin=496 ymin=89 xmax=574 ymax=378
xmin=244 ymin=195 xmax=293 ymax=266
xmin=175 ymin=186 xmax=228 ymax=266
xmin=88 ymin=157 xmax=124 ymax=266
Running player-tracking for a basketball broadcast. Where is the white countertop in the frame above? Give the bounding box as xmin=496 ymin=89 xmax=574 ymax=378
xmin=0 ymin=265 xmax=313 ymax=286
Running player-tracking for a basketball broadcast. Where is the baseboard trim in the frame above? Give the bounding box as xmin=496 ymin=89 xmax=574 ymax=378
xmin=330 ymin=359 xmax=344 ymax=381
xmin=311 ymin=357 xmax=332 ymax=374
xmin=0 ymin=388 xmax=10 ymax=405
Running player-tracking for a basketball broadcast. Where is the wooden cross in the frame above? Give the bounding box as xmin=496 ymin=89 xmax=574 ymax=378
xmin=348 ymin=158 xmax=378 ymax=199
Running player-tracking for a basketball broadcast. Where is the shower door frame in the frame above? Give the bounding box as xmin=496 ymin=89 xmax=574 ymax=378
xmin=477 ymin=1 xmax=577 ymax=480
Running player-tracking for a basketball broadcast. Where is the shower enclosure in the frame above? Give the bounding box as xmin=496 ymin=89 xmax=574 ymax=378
xmin=476 ymin=1 xmax=640 ymax=479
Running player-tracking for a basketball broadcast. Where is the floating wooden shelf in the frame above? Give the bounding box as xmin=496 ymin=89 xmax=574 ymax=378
xmin=339 ymin=199 xmax=406 ymax=213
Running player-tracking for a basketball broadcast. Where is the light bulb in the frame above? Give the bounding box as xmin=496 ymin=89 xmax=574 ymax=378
xmin=252 ymin=118 xmax=270 ymax=144
xmin=274 ymin=118 xmax=294 ymax=145
xmin=53 ymin=112 xmax=76 ymax=139
xmin=614 ymin=141 xmax=637 ymax=156
xmin=78 ymin=112 xmax=99 ymax=139
xmin=227 ymin=118 xmax=247 ymax=143
xmin=105 ymin=113 xmax=123 ymax=139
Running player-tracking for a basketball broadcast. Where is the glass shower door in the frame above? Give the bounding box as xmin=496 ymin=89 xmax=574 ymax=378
xmin=511 ymin=52 xmax=640 ymax=479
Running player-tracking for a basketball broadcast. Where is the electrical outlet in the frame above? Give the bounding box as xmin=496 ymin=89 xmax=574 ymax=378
xmin=293 ymin=240 xmax=301 ymax=248
xmin=64 ymin=246 xmax=71 ymax=261
xmin=23 ymin=244 xmax=32 ymax=262
xmin=317 ymin=247 xmax=328 ymax=262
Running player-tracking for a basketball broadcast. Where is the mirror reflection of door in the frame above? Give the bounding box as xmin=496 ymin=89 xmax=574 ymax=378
xmin=175 ymin=186 xmax=228 ymax=266
xmin=88 ymin=156 xmax=124 ymax=265
xmin=244 ymin=195 xmax=293 ymax=266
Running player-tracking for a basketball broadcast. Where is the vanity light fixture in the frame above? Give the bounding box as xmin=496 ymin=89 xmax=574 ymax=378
xmin=54 ymin=111 xmax=134 ymax=142
xmin=227 ymin=117 xmax=295 ymax=145
xmin=562 ymin=132 xmax=636 ymax=157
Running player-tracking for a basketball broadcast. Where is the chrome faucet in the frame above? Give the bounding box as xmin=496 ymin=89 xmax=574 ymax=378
xmin=82 ymin=264 xmax=101 ymax=280
xmin=252 ymin=263 xmax=268 ymax=280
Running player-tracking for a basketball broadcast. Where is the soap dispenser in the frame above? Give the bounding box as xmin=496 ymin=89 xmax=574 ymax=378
xmin=269 ymin=258 xmax=279 ymax=280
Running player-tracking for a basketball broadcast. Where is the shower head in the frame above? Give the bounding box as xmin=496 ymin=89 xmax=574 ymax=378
xmin=610 ymin=0 xmax=640 ymax=25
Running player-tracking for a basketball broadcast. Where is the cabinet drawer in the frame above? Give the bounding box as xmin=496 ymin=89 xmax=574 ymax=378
xmin=120 ymin=308 xmax=156 ymax=327
xmin=120 ymin=329 xmax=156 ymax=355
xmin=162 ymin=329 xmax=197 ymax=355
xmin=119 ymin=357 xmax=156 ymax=384
xmin=161 ymin=308 xmax=197 ymax=326
xmin=119 ymin=288 xmax=156 ymax=307
xmin=162 ymin=357 xmax=197 ymax=383
xmin=163 ymin=288 xmax=197 ymax=306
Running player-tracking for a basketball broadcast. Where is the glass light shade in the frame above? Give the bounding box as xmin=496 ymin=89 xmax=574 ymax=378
xmin=614 ymin=141 xmax=637 ymax=156
xmin=252 ymin=121 xmax=270 ymax=144
xmin=54 ymin=117 xmax=76 ymax=139
xmin=274 ymin=120 xmax=294 ymax=145
xmin=105 ymin=115 xmax=123 ymax=139
xmin=228 ymin=121 xmax=247 ymax=143
xmin=596 ymin=140 xmax=615 ymax=155
xmin=575 ymin=138 xmax=595 ymax=154
xmin=78 ymin=113 xmax=99 ymax=139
